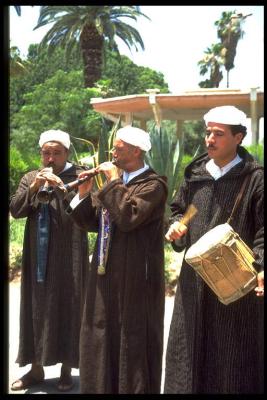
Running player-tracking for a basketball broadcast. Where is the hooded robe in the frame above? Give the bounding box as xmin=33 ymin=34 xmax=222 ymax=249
xmin=9 ymin=164 xmax=89 ymax=367
xmin=67 ymin=168 xmax=168 ymax=394
xmin=164 ymin=147 xmax=264 ymax=394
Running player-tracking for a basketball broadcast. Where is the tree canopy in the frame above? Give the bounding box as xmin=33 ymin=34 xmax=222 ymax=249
xmin=34 ymin=6 xmax=150 ymax=87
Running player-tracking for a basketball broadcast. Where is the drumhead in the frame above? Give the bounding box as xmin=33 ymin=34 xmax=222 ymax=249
xmin=185 ymin=223 xmax=233 ymax=260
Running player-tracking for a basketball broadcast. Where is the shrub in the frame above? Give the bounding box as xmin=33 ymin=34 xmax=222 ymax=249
xmin=244 ymin=143 xmax=264 ymax=165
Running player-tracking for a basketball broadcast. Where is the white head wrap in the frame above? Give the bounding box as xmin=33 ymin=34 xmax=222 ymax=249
xmin=39 ymin=129 xmax=71 ymax=149
xmin=203 ymin=106 xmax=247 ymax=127
xmin=116 ymin=126 xmax=151 ymax=152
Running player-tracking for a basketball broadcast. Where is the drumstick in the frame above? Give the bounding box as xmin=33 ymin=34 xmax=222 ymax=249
xmin=179 ymin=204 xmax=198 ymax=227
xmin=165 ymin=204 xmax=198 ymax=241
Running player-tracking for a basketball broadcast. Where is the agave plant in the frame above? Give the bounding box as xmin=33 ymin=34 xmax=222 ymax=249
xmin=145 ymin=124 xmax=184 ymax=217
xmin=70 ymin=117 xmax=121 ymax=189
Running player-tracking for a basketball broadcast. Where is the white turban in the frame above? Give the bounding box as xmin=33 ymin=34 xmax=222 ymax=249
xmin=116 ymin=126 xmax=151 ymax=152
xmin=204 ymin=106 xmax=247 ymax=127
xmin=39 ymin=129 xmax=71 ymax=149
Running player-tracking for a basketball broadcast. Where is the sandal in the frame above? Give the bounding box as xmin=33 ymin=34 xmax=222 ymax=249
xmin=11 ymin=371 xmax=44 ymax=391
xmin=56 ymin=373 xmax=74 ymax=392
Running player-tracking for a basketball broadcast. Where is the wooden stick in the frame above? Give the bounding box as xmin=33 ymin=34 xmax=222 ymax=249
xmin=179 ymin=204 xmax=197 ymax=226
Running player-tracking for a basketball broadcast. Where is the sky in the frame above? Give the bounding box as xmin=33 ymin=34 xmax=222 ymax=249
xmin=9 ymin=5 xmax=264 ymax=143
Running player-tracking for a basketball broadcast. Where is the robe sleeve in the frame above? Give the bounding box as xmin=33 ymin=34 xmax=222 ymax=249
xmin=97 ymin=178 xmax=167 ymax=232
xmin=250 ymin=170 xmax=264 ymax=272
xmin=65 ymin=193 xmax=99 ymax=233
xmin=9 ymin=172 xmax=38 ymax=218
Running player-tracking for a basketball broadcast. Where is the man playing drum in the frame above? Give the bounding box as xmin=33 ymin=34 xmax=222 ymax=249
xmin=164 ymin=106 xmax=264 ymax=394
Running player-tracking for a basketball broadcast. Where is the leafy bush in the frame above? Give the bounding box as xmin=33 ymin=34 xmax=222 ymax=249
xmin=9 ymin=147 xmax=40 ymax=198
xmin=9 ymin=215 xmax=26 ymax=245
xmin=9 ymin=243 xmax=23 ymax=270
xmin=9 ymin=147 xmax=29 ymax=197
xmin=244 ymin=143 xmax=264 ymax=165
xmin=9 ymin=216 xmax=26 ymax=277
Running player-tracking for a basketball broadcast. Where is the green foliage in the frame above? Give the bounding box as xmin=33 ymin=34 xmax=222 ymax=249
xmin=102 ymin=51 xmax=169 ymax=96
xmin=145 ymin=123 xmax=184 ymax=214
xmin=88 ymin=232 xmax=97 ymax=255
xmin=9 ymin=147 xmax=29 ymax=197
xmin=9 ymin=145 xmax=41 ymax=197
xmin=198 ymin=43 xmax=224 ymax=88
xmin=244 ymin=143 xmax=264 ymax=165
xmin=72 ymin=118 xmax=121 ymax=189
xmin=164 ymin=243 xmax=184 ymax=294
xmin=10 ymin=45 xmax=83 ymax=116
xmin=183 ymin=120 xmax=206 ymax=156
xmin=10 ymin=70 xmax=103 ymax=155
xmin=9 ymin=216 xmax=26 ymax=245
xmin=34 ymin=6 xmax=150 ymax=87
xmin=10 ymin=46 xmax=32 ymax=78
xmin=198 ymin=10 xmax=249 ymax=88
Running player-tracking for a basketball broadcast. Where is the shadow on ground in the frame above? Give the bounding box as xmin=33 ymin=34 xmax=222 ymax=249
xmin=13 ymin=375 xmax=80 ymax=394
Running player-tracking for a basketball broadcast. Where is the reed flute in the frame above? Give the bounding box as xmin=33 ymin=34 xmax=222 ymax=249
xmin=37 ymin=161 xmax=115 ymax=203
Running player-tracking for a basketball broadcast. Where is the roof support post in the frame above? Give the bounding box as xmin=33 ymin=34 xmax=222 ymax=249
xmin=147 ymin=89 xmax=162 ymax=128
xmin=250 ymin=87 xmax=259 ymax=145
xmin=124 ymin=112 xmax=132 ymax=126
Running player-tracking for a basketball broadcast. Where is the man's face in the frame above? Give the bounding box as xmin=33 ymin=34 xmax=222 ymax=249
xmin=205 ymin=122 xmax=243 ymax=167
xmin=112 ymin=139 xmax=138 ymax=171
xmin=40 ymin=141 xmax=69 ymax=174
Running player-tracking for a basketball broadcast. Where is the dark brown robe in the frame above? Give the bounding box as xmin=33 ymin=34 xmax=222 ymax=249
xmin=164 ymin=147 xmax=264 ymax=394
xmin=9 ymin=164 xmax=89 ymax=368
xmin=67 ymin=168 xmax=168 ymax=394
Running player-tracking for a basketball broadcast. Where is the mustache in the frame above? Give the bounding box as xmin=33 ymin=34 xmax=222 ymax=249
xmin=207 ymin=145 xmax=216 ymax=149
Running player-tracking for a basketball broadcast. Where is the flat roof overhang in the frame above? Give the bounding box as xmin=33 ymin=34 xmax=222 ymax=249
xmin=90 ymin=88 xmax=264 ymax=123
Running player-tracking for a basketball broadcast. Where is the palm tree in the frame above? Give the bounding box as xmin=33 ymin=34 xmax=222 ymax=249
xmin=198 ymin=43 xmax=224 ymax=88
xmin=215 ymin=11 xmax=251 ymax=87
xmin=33 ymin=6 xmax=149 ymax=88
xmin=13 ymin=5 xmax=34 ymax=16
xmin=13 ymin=6 xmax=21 ymax=16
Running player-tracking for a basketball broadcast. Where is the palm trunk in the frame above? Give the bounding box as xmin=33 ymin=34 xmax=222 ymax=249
xmin=80 ymin=24 xmax=104 ymax=88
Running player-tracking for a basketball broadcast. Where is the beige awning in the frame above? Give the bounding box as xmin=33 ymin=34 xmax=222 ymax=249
xmin=91 ymin=88 xmax=264 ymax=124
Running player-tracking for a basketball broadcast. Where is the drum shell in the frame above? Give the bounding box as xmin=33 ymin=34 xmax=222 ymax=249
xmin=185 ymin=225 xmax=257 ymax=305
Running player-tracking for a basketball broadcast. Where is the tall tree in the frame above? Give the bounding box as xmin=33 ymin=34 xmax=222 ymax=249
xmin=13 ymin=6 xmax=21 ymax=16
xmin=198 ymin=43 xmax=223 ymax=88
xmin=34 ymin=6 xmax=149 ymax=87
xmin=215 ymin=11 xmax=251 ymax=87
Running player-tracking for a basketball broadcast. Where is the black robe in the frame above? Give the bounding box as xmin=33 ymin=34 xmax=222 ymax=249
xmin=67 ymin=168 xmax=168 ymax=394
xmin=164 ymin=147 xmax=264 ymax=394
xmin=9 ymin=164 xmax=89 ymax=367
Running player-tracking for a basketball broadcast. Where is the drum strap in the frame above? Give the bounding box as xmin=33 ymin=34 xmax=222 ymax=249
xmin=227 ymin=174 xmax=251 ymax=225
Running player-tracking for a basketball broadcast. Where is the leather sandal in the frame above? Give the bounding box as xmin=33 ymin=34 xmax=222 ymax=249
xmin=56 ymin=373 xmax=74 ymax=392
xmin=11 ymin=371 xmax=44 ymax=391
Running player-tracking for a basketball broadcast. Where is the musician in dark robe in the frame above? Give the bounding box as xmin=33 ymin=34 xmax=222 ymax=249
xmin=10 ymin=130 xmax=89 ymax=392
xmin=66 ymin=126 xmax=168 ymax=394
xmin=164 ymin=106 xmax=264 ymax=394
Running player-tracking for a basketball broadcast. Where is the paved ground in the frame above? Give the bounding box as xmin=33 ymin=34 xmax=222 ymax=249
xmin=7 ymin=280 xmax=177 ymax=394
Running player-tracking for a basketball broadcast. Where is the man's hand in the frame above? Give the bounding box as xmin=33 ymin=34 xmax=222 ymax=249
xmin=40 ymin=169 xmax=64 ymax=187
xmin=30 ymin=167 xmax=56 ymax=195
xmin=165 ymin=221 xmax=188 ymax=242
xmin=255 ymin=270 xmax=264 ymax=297
xmin=77 ymin=169 xmax=97 ymax=199
xmin=96 ymin=162 xmax=120 ymax=182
